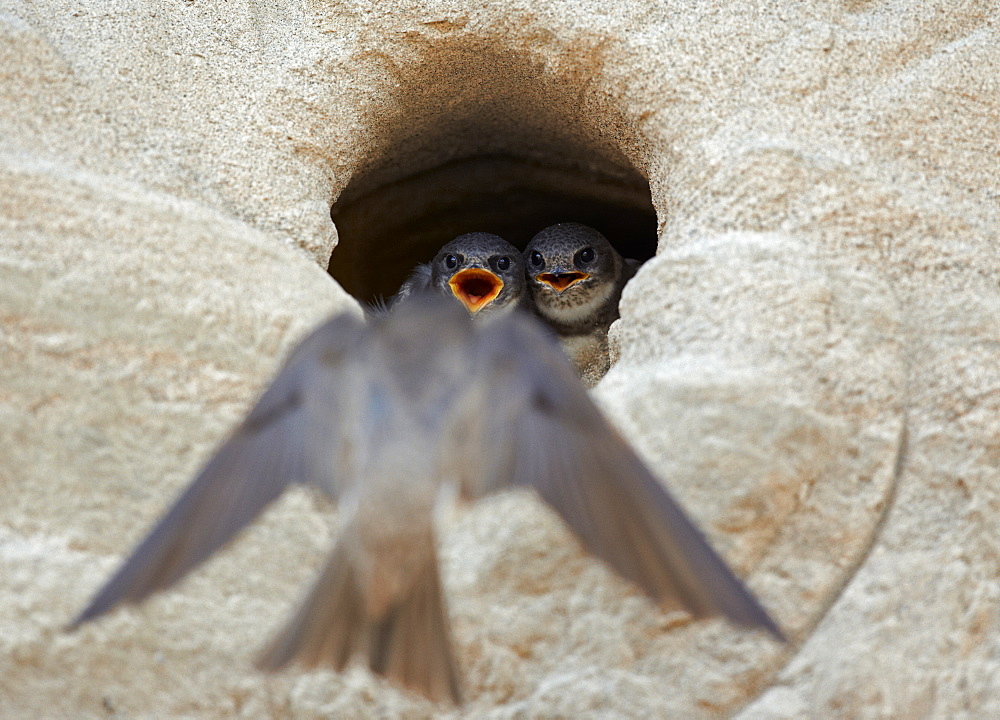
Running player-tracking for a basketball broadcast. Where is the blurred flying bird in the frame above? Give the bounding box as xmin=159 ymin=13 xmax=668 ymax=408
xmin=72 ymin=293 xmax=782 ymax=704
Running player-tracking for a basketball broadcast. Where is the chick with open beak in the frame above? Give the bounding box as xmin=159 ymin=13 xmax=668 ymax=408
xmin=385 ymin=233 xmax=526 ymax=318
xmin=524 ymin=223 xmax=640 ymax=387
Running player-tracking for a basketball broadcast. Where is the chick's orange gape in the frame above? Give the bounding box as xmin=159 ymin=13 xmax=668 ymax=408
xmin=537 ymin=271 xmax=589 ymax=293
xmin=448 ymin=267 xmax=504 ymax=313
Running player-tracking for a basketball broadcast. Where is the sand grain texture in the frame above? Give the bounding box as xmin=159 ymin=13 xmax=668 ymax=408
xmin=1 ymin=1 xmax=997 ymax=718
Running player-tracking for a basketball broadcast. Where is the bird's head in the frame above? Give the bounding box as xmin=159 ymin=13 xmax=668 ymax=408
xmin=524 ymin=224 xmax=622 ymax=315
xmin=432 ymin=233 xmax=525 ymax=317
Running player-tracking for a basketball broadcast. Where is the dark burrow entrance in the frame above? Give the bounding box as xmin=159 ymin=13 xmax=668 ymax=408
xmin=329 ymin=155 xmax=657 ymax=304
xmin=325 ymin=40 xmax=659 ymax=304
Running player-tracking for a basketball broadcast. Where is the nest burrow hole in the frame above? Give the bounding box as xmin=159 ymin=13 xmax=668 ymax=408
xmin=327 ymin=47 xmax=658 ymax=303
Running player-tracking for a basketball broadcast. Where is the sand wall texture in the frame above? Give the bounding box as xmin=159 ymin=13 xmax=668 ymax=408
xmin=1 ymin=1 xmax=997 ymax=718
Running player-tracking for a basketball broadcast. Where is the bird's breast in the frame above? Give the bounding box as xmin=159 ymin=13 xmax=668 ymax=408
xmin=534 ymin=279 xmax=616 ymax=325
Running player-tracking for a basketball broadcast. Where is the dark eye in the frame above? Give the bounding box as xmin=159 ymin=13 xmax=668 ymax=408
xmin=529 ymin=250 xmax=544 ymax=267
xmin=496 ymin=256 xmax=511 ymax=271
xmin=577 ymin=247 xmax=596 ymax=264
xmin=444 ymin=254 xmax=459 ymax=269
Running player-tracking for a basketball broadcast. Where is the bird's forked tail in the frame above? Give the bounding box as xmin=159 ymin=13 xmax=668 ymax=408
xmin=257 ymin=531 xmax=463 ymax=704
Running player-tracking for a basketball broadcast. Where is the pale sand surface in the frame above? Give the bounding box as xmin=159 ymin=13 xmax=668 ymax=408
xmin=1 ymin=2 xmax=997 ymax=717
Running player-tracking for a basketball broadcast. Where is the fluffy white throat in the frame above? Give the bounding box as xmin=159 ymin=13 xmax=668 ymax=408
xmin=537 ymin=280 xmax=614 ymax=323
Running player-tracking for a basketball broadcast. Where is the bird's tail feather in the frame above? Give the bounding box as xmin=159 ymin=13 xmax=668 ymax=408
xmin=368 ymin=547 xmax=463 ymax=704
xmin=257 ymin=536 xmax=462 ymax=704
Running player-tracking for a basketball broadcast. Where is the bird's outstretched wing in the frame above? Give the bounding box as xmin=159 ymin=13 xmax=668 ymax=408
xmin=72 ymin=312 xmax=367 ymax=627
xmin=468 ymin=313 xmax=783 ymax=638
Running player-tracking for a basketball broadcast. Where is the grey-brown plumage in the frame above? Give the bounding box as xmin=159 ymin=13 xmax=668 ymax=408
xmin=385 ymin=232 xmax=525 ymax=318
xmin=524 ymin=223 xmax=640 ymax=387
xmin=71 ymin=294 xmax=783 ymax=705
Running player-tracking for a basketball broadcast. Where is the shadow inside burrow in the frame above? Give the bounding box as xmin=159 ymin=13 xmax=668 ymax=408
xmin=325 ymin=39 xmax=658 ymax=304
